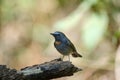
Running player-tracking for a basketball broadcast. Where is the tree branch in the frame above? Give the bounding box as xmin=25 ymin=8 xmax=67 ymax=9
xmin=0 ymin=58 xmax=82 ymax=80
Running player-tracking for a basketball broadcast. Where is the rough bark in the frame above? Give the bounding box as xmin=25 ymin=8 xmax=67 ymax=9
xmin=0 ymin=58 xmax=82 ymax=80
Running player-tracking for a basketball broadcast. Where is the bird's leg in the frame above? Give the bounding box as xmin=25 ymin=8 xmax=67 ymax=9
xmin=61 ymin=55 xmax=64 ymax=61
xmin=68 ymin=55 xmax=70 ymax=61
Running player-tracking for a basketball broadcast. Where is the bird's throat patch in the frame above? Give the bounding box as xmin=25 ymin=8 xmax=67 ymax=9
xmin=55 ymin=41 xmax=61 ymax=45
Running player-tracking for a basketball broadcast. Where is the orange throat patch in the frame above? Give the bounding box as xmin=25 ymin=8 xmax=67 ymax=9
xmin=55 ymin=41 xmax=61 ymax=45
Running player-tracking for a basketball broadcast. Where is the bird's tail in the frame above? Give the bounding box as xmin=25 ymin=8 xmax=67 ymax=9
xmin=72 ymin=52 xmax=82 ymax=57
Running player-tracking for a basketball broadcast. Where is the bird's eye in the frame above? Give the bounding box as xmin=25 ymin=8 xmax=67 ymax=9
xmin=57 ymin=34 xmax=60 ymax=36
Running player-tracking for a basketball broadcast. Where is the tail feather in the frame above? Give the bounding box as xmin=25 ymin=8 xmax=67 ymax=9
xmin=72 ymin=52 xmax=82 ymax=57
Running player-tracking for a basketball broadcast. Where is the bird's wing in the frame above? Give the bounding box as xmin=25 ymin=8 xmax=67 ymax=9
xmin=66 ymin=39 xmax=77 ymax=52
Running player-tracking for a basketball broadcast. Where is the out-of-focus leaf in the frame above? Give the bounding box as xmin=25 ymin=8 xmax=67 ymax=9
xmin=1 ymin=0 xmax=35 ymax=23
xmin=82 ymin=12 xmax=108 ymax=51
xmin=114 ymin=31 xmax=120 ymax=38
xmin=53 ymin=0 xmax=99 ymax=31
xmin=17 ymin=0 xmax=35 ymax=10
xmin=1 ymin=0 xmax=16 ymax=22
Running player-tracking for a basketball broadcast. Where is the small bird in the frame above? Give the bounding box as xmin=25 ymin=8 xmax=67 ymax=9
xmin=50 ymin=31 xmax=82 ymax=61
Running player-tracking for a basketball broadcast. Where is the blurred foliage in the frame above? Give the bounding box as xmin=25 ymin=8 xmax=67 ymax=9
xmin=0 ymin=0 xmax=120 ymax=80
xmin=58 ymin=0 xmax=82 ymax=8
xmin=82 ymin=12 xmax=108 ymax=51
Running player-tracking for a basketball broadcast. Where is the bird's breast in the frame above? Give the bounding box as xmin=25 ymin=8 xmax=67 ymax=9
xmin=54 ymin=41 xmax=61 ymax=45
xmin=54 ymin=41 xmax=72 ymax=55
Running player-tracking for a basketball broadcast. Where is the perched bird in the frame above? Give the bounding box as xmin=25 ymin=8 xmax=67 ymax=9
xmin=50 ymin=31 xmax=82 ymax=61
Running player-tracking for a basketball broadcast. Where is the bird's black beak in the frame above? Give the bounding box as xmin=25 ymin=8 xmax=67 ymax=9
xmin=50 ymin=33 xmax=54 ymax=35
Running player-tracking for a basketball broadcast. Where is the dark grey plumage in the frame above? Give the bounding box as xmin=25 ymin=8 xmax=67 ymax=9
xmin=51 ymin=31 xmax=82 ymax=61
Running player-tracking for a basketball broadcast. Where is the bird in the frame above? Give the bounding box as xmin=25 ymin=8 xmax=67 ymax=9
xmin=50 ymin=31 xmax=82 ymax=61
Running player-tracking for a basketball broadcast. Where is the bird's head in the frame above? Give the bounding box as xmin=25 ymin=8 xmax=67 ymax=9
xmin=50 ymin=31 xmax=66 ymax=41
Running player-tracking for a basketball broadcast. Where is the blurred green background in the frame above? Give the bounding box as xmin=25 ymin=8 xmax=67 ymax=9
xmin=0 ymin=0 xmax=120 ymax=80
